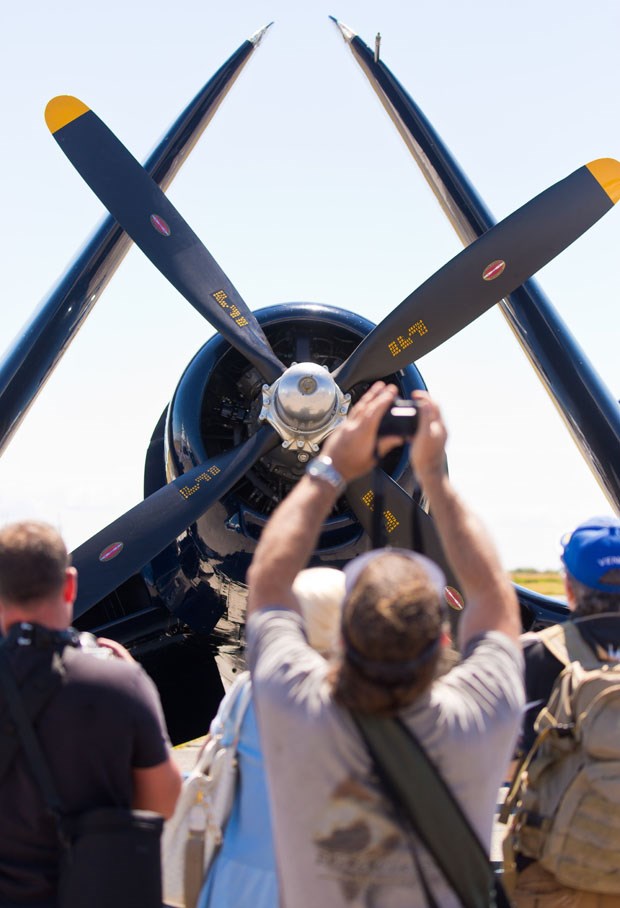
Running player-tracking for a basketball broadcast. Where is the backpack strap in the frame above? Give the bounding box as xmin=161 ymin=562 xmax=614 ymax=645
xmin=0 ymin=644 xmax=66 ymax=785
xmin=537 ymin=621 xmax=602 ymax=670
xmin=502 ymin=622 xmax=593 ymax=819
xmin=192 ymin=672 xmax=252 ymax=775
xmin=219 ymin=673 xmax=253 ymax=747
xmin=0 ymin=646 xmax=65 ymax=817
xmin=500 ymin=724 xmax=556 ymax=823
xmin=505 ymin=622 xmax=605 ymax=821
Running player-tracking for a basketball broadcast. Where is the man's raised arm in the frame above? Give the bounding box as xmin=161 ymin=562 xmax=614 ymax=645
xmin=248 ymin=384 xmax=520 ymax=649
xmin=409 ymin=391 xmax=520 ymax=647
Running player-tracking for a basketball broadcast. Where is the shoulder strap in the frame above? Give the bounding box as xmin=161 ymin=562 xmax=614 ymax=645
xmin=538 ymin=621 xmax=603 ymax=670
xmin=0 ymin=646 xmax=64 ymax=816
xmin=194 ymin=672 xmax=252 ymax=773
xmin=536 ymin=623 xmax=571 ymax=666
xmin=0 ymin=649 xmax=64 ymax=783
xmin=221 ymin=673 xmax=253 ymax=745
xmin=352 ymin=711 xmax=508 ymax=908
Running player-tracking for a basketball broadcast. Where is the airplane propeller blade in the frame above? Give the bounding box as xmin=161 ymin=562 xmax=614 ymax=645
xmin=45 ymin=96 xmax=285 ymax=385
xmin=332 ymin=17 xmax=620 ymax=511
xmin=333 ymin=159 xmax=620 ymax=390
xmin=71 ymin=425 xmax=279 ymax=619
xmin=346 ymin=470 xmax=461 ymax=596
xmin=0 ymin=27 xmax=271 ymax=456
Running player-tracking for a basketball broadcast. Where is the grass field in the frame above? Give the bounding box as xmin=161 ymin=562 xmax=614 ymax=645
xmin=510 ymin=571 xmax=565 ymax=598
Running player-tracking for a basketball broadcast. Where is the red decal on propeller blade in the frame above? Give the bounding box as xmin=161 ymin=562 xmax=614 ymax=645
xmin=99 ymin=542 xmax=124 ymax=562
xmin=482 ymin=259 xmax=506 ymax=281
xmin=150 ymin=214 xmax=171 ymax=236
xmin=445 ymin=586 xmax=464 ymax=611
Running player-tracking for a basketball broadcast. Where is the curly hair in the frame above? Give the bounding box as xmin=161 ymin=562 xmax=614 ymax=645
xmin=568 ymin=569 xmax=620 ymax=617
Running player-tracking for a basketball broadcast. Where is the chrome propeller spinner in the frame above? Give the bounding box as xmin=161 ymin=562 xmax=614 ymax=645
xmin=259 ymin=362 xmax=351 ymax=459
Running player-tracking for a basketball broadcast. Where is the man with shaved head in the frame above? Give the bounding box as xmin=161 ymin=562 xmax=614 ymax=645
xmin=247 ymin=382 xmax=524 ymax=907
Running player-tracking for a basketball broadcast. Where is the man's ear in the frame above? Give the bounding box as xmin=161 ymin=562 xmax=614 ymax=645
xmin=64 ymin=567 xmax=78 ymax=605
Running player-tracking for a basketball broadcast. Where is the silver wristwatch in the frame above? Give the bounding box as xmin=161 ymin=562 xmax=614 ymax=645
xmin=305 ymin=455 xmax=346 ymax=494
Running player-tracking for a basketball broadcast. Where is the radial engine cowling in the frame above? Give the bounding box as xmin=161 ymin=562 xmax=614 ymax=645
xmin=147 ymin=302 xmax=426 ymax=627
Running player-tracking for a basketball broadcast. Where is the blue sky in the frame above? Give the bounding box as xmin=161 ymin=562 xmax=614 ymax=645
xmin=0 ymin=0 xmax=618 ymax=571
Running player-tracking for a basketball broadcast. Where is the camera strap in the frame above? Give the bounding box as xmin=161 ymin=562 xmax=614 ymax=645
xmin=0 ymin=641 xmax=66 ymax=786
xmin=371 ymin=447 xmax=424 ymax=555
xmin=411 ymin=485 xmax=423 ymax=554
xmin=371 ymin=450 xmax=386 ymax=549
xmin=0 ymin=645 xmax=65 ymax=819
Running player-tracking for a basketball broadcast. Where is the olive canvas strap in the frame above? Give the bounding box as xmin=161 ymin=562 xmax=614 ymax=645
xmin=352 ymin=711 xmax=511 ymax=908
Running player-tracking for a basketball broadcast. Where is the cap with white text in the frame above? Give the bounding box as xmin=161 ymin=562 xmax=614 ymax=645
xmin=561 ymin=516 xmax=620 ymax=593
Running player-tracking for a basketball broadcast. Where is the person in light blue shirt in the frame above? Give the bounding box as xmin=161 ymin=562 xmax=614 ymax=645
xmin=198 ymin=566 xmax=346 ymax=908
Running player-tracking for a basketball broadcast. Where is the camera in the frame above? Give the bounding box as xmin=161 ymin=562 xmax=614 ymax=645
xmin=78 ymin=631 xmax=115 ymax=659
xmin=13 ymin=624 xmax=111 ymax=658
xmin=377 ymin=400 xmax=418 ymax=437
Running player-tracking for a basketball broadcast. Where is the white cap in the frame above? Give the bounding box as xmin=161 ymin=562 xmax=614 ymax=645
xmin=292 ymin=566 xmax=346 ymax=654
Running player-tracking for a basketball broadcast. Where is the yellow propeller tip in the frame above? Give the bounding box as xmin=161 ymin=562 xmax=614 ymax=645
xmin=45 ymin=96 xmax=90 ymax=134
xmin=587 ymin=158 xmax=620 ymax=204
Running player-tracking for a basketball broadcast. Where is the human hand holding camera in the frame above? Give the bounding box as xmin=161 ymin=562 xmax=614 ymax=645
xmin=95 ymin=637 xmax=136 ymax=663
xmin=365 ymin=388 xmax=449 ymax=487
xmin=318 ymin=383 xmax=447 ymax=488
xmin=319 ymin=381 xmax=401 ymax=482
xmin=408 ymin=391 xmax=448 ymax=486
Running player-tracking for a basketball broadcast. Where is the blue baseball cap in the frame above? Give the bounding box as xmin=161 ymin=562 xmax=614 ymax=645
xmin=561 ymin=516 xmax=620 ymax=593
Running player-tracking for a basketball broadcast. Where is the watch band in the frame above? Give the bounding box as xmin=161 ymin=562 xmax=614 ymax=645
xmin=305 ymin=455 xmax=347 ymax=494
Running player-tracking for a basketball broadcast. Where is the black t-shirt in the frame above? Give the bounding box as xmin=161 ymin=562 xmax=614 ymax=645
xmin=0 ymin=625 xmax=170 ymax=906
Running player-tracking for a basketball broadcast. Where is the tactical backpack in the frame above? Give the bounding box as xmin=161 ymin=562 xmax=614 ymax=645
xmin=502 ymin=618 xmax=620 ymax=894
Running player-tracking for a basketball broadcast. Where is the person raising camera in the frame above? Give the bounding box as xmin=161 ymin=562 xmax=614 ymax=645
xmin=246 ymin=383 xmax=524 ymax=908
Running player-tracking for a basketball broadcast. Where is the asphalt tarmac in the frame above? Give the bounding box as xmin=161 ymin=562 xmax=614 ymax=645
xmin=172 ymin=736 xmax=205 ymax=775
